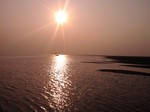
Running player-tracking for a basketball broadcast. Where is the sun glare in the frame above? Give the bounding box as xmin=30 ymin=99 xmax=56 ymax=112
xmin=55 ymin=10 xmax=68 ymax=25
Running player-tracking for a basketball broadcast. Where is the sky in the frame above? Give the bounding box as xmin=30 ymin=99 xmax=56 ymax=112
xmin=0 ymin=0 xmax=150 ymax=56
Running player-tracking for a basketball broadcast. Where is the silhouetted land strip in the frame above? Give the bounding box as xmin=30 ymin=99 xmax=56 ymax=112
xmin=82 ymin=61 xmax=115 ymax=64
xmin=106 ymin=56 xmax=150 ymax=65
xmin=98 ymin=69 xmax=150 ymax=76
xmin=122 ymin=64 xmax=150 ymax=69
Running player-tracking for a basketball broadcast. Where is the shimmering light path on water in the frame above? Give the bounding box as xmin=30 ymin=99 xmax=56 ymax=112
xmin=45 ymin=55 xmax=72 ymax=111
xmin=48 ymin=55 xmax=72 ymax=111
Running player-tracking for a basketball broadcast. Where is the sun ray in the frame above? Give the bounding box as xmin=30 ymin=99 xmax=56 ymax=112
xmin=44 ymin=24 xmax=59 ymax=53
xmin=63 ymin=0 xmax=70 ymax=11
xmin=5 ymin=23 xmax=51 ymax=49
xmin=61 ymin=25 xmax=65 ymax=50
xmin=22 ymin=24 xmax=51 ymax=38
xmin=48 ymin=23 xmax=60 ymax=52
xmin=38 ymin=0 xmax=54 ymax=13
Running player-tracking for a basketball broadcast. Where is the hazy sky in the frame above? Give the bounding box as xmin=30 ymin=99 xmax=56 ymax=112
xmin=0 ymin=0 xmax=150 ymax=56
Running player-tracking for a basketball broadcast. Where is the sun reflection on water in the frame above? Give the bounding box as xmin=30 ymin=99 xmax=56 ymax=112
xmin=48 ymin=55 xmax=71 ymax=111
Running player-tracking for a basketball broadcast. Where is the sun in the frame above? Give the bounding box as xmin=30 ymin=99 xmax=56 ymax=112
xmin=55 ymin=9 xmax=68 ymax=25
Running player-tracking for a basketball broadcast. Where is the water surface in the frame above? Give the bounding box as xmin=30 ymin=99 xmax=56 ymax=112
xmin=0 ymin=55 xmax=150 ymax=112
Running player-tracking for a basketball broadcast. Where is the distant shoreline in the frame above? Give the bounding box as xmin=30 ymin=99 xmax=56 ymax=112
xmin=106 ymin=56 xmax=150 ymax=65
